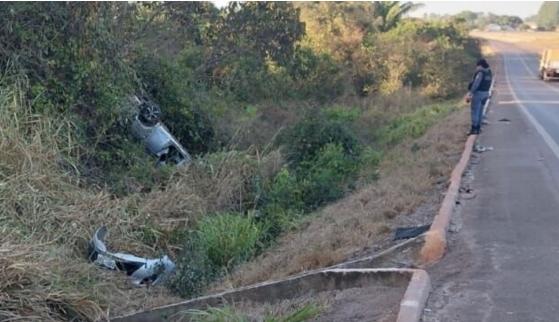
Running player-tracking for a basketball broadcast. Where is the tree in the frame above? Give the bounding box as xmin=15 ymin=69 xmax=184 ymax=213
xmin=537 ymin=2 xmax=559 ymax=30
xmin=373 ymin=2 xmax=423 ymax=32
xmin=495 ymin=15 xmax=523 ymax=28
xmin=212 ymin=2 xmax=304 ymax=66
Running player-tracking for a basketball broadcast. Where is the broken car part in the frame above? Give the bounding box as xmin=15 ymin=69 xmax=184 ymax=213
xmin=130 ymin=98 xmax=192 ymax=167
xmin=393 ymin=224 xmax=431 ymax=240
xmin=473 ymin=144 xmax=494 ymax=153
xmin=88 ymin=227 xmax=176 ymax=286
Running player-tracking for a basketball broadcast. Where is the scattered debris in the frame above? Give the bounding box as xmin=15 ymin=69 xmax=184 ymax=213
xmin=394 ymin=224 xmax=431 ymax=240
xmin=459 ymin=187 xmax=472 ymax=194
xmin=473 ymin=144 xmax=494 ymax=153
xmin=88 ymin=227 xmax=175 ymax=286
xmin=460 ymin=189 xmax=477 ymax=200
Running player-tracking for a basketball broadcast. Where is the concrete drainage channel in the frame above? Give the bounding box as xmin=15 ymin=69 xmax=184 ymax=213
xmin=113 ymin=269 xmax=429 ymax=322
xmin=113 ymin=87 xmax=494 ymax=322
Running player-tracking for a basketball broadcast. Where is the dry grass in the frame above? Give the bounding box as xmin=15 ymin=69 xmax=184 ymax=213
xmin=472 ymin=31 xmax=559 ymax=53
xmin=0 ymin=78 xmax=286 ymax=320
xmin=219 ymin=102 xmax=470 ymax=289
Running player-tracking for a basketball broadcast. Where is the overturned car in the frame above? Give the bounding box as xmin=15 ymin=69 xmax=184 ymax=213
xmin=130 ymin=98 xmax=191 ymax=167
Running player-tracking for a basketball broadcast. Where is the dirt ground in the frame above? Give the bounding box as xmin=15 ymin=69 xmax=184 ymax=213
xmin=312 ymin=284 xmax=404 ymax=322
xmin=225 ymin=283 xmax=407 ymax=322
xmin=472 ymin=31 xmax=559 ymax=53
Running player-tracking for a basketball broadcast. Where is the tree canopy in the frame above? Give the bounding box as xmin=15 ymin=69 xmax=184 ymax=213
xmin=537 ymin=1 xmax=559 ymax=30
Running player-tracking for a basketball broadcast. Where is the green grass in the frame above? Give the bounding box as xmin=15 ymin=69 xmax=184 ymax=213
xmin=197 ymin=213 xmax=262 ymax=269
xmin=184 ymin=304 xmax=321 ymax=322
xmin=376 ymin=101 xmax=458 ymax=147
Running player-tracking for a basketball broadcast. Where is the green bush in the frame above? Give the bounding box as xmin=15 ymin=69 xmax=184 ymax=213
xmin=324 ymin=105 xmax=362 ymax=122
xmin=196 ymin=213 xmax=261 ymax=269
xmin=299 ymin=143 xmax=360 ymax=209
xmin=170 ymin=212 xmax=261 ymax=297
xmin=256 ymin=143 xmax=362 ymax=240
xmin=358 ymin=147 xmax=383 ymax=183
xmin=287 ymin=47 xmax=346 ymax=101
xmin=264 ymin=168 xmax=305 ymax=211
xmin=169 ymin=236 xmax=218 ymax=298
xmin=279 ymin=113 xmax=361 ymax=167
xmin=258 ymin=204 xmax=302 ymax=244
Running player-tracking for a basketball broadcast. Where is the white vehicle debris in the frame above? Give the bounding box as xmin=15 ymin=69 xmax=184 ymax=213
xmin=88 ymin=226 xmax=175 ymax=286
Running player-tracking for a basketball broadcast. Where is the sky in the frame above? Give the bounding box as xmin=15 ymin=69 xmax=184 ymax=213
xmin=210 ymin=1 xmax=543 ymax=20
xmin=410 ymin=1 xmax=542 ymax=19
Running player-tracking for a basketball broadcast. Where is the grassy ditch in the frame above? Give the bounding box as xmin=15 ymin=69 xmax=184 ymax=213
xmin=168 ymin=100 xmax=459 ymax=298
xmin=0 ymin=72 xmax=464 ymax=320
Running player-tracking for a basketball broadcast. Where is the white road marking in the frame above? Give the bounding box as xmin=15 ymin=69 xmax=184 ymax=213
xmin=499 ymin=100 xmax=559 ymax=105
xmin=503 ymin=52 xmax=559 ymax=161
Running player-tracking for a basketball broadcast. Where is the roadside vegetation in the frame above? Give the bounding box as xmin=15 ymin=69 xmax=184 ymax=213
xmin=0 ymin=2 xmax=479 ymax=320
xmin=183 ymin=304 xmax=321 ymax=322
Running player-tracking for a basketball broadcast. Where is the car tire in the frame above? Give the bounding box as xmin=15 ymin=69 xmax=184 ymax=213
xmin=139 ymin=102 xmax=161 ymax=126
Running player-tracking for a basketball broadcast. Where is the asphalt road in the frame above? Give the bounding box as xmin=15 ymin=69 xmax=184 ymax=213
xmin=423 ymin=41 xmax=559 ymax=322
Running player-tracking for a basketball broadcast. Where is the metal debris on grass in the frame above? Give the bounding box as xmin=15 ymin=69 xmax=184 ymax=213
xmin=393 ymin=224 xmax=431 ymax=240
xmin=88 ymin=227 xmax=175 ymax=286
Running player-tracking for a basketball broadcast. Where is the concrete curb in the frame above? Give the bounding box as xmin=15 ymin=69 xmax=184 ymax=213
xmin=419 ymin=80 xmax=494 ymax=265
xmin=397 ymin=269 xmax=431 ymax=322
xmin=419 ymin=134 xmax=476 ymax=265
xmin=112 ymin=268 xmax=430 ymax=322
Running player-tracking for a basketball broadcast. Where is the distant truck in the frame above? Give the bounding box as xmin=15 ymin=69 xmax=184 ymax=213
xmin=539 ymin=49 xmax=559 ymax=81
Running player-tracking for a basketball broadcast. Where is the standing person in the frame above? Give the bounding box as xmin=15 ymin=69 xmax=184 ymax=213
xmin=465 ymin=59 xmax=492 ymax=135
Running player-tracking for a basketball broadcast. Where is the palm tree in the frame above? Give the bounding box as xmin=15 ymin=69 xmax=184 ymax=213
xmin=373 ymin=2 xmax=423 ymax=32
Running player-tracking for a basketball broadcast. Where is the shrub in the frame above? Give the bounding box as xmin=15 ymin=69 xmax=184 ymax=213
xmin=287 ymin=47 xmax=346 ymax=101
xmin=278 ymin=113 xmax=361 ymax=167
xmin=169 ymin=236 xmax=217 ymax=298
xmin=324 ymin=105 xmax=362 ymax=122
xmin=196 ymin=213 xmax=261 ymax=269
xmin=263 ymin=168 xmax=305 ymax=211
xmin=170 ymin=212 xmax=261 ymax=297
xmin=299 ymin=143 xmax=361 ymax=209
xmin=357 ymin=147 xmax=383 ymax=184
xmin=258 ymin=204 xmax=302 ymax=244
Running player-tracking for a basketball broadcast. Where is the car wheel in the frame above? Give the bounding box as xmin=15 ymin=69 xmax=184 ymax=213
xmin=139 ymin=102 xmax=161 ymax=126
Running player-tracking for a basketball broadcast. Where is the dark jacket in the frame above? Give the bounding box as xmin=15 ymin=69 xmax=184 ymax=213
xmin=468 ymin=68 xmax=492 ymax=94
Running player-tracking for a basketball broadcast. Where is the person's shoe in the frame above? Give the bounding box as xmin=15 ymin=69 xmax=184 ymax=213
xmin=468 ymin=127 xmax=480 ymax=135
